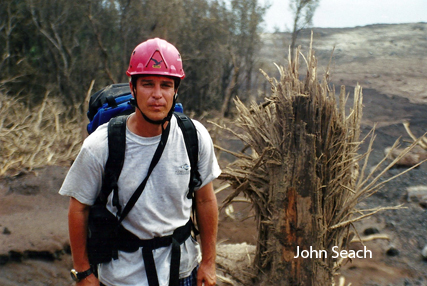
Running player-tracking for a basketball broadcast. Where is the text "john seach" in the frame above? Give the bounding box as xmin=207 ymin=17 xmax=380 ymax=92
xmin=294 ymin=246 xmax=372 ymax=259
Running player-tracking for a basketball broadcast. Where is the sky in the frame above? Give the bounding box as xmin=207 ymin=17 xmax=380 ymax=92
xmin=260 ymin=0 xmax=427 ymax=32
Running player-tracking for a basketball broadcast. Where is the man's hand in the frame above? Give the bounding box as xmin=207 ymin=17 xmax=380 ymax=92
xmin=197 ymin=259 xmax=216 ymax=286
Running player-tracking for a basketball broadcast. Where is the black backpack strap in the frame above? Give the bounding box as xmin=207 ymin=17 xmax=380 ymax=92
xmin=99 ymin=113 xmax=200 ymax=208
xmin=174 ymin=113 xmax=202 ymax=199
xmin=97 ymin=116 xmax=127 ymax=215
xmin=117 ymin=122 xmax=171 ymax=223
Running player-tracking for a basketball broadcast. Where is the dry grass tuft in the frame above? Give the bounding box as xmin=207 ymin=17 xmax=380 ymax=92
xmin=403 ymin=121 xmax=427 ymax=150
xmin=0 ymin=91 xmax=83 ymax=176
xmin=217 ymin=37 xmax=424 ymax=283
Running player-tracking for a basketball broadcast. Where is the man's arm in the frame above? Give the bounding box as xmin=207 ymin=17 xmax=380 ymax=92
xmin=195 ymin=182 xmax=218 ymax=286
xmin=68 ymin=197 xmax=99 ymax=285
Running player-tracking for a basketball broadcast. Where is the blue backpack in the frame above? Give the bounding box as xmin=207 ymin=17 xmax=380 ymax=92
xmin=87 ymin=83 xmax=134 ymax=134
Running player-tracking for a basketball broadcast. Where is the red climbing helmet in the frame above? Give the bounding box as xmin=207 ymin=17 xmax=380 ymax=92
xmin=126 ymin=38 xmax=185 ymax=79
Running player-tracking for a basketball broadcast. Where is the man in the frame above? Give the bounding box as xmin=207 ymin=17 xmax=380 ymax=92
xmin=59 ymin=38 xmax=220 ymax=286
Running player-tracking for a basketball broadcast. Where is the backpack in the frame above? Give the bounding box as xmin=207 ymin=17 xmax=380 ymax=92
xmin=87 ymin=83 xmax=134 ymax=134
xmin=86 ymin=84 xmax=201 ymax=274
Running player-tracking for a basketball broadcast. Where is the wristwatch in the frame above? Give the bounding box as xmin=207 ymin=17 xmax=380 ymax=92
xmin=70 ymin=268 xmax=93 ymax=282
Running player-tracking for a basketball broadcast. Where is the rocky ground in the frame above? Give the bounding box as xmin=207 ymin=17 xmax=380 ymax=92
xmin=1 ymin=23 xmax=427 ymax=285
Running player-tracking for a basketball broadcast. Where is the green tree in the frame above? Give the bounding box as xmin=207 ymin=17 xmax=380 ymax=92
xmin=0 ymin=0 xmax=35 ymax=95
xmin=0 ymin=0 xmax=267 ymax=115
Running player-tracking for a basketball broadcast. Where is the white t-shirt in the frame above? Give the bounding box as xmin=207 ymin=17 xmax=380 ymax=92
xmin=59 ymin=114 xmax=221 ymax=286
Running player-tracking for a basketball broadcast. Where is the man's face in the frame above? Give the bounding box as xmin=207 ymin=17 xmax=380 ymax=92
xmin=131 ymin=75 xmax=176 ymax=122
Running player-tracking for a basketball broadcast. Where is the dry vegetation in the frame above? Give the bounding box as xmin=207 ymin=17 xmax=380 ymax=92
xmin=404 ymin=121 xmax=427 ymax=150
xmin=0 ymin=90 xmax=82 ymax=176
xmin=217 ymin=38 xmax=425 ymax=285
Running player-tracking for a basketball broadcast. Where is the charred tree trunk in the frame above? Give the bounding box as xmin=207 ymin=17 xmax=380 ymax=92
xmin=260 ymin=96 xmax=330 ymax=285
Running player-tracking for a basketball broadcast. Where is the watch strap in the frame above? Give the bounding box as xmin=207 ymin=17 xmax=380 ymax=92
xmin=71 ymin=267 xmax=93 ymax=282
xmin=77 ymin=268 xmax=93 ymax=280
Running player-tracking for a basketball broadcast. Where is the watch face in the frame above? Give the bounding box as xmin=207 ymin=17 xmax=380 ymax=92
xmin=70 ymin=269 xmax=79 ymax=281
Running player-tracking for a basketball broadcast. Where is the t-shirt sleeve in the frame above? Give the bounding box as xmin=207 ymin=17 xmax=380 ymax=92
xmin=58 ymin=131 xmax=107 ymax=205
